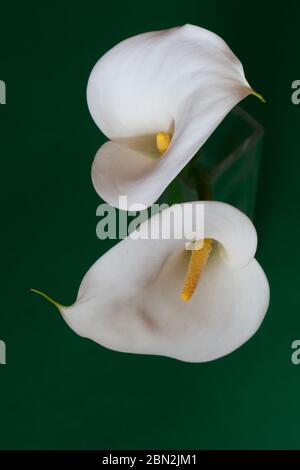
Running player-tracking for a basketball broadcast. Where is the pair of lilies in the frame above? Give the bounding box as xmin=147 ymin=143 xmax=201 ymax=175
xmin=34 ymin=25 xmax=269 ymax=362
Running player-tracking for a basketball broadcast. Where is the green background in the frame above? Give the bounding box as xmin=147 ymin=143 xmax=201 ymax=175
xmin=1 ymin=0 xmax=299 ymax=450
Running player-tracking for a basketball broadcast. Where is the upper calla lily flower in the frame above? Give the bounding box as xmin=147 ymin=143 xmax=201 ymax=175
xmin=87 ymin=24 xmax=264 ymax=210
xmin=32 ymin=202 xmax=269 ymax=363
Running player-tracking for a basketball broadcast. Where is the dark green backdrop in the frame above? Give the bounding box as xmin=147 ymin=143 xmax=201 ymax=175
xmin=1 ymin=0 xmax=299 ymax=450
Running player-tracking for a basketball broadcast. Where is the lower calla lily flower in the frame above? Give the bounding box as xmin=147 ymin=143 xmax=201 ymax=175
xmin=32 ymin=202 xmax=269 ymax=363
xmin=87 ymin=24 xmax=265 ymax=210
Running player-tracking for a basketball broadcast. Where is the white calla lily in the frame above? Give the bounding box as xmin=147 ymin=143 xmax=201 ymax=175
xmin=87 ymin=24 xmax=264 ymax=210
xmin=32 ymin=202 xmax=269 ymax=363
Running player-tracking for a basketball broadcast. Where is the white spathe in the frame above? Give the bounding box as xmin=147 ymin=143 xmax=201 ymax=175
xmin=87 ymin=25 xmax=255 ymax=210
xmin=60 ymin=202 xmax=269 ymax=363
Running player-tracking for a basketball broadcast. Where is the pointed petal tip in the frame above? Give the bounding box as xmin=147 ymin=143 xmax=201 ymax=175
xmin=30 ymin=288 xmax=65 ymax=311
xmin=251 ymin=89 xmax=266 ymax=103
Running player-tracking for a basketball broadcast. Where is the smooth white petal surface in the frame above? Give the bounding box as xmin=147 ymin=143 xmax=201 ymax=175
xmin=87 ymin=25 xmax=253 ymax=209
xmin=61 ymin=202 xmax=269 ymax=362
